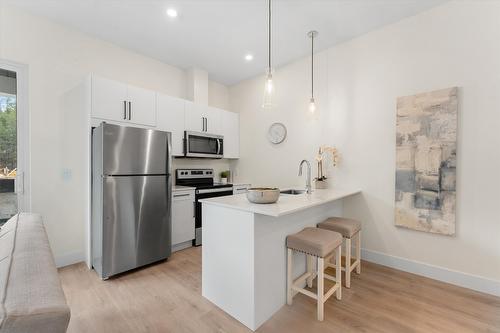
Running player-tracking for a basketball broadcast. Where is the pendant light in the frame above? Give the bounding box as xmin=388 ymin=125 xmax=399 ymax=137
xmin=262 ymin=0 xmax=275 ymax=108
xmin=307 ymin=30 xmax=318 ymax=113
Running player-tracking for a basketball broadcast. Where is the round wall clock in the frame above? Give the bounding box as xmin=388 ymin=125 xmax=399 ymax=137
xmin=267 ymin=122 xmax=287 ymax=144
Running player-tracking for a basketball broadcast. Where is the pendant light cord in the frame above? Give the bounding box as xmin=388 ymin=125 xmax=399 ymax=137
xmin=268 ymin=0 xmax=272 ymax=70
xmin=311 ymin=33 xmax=314 ymax=99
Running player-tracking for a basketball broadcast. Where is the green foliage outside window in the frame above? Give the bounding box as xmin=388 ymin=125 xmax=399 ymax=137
xmin=0 ymin=95 xmax=16 ymax=172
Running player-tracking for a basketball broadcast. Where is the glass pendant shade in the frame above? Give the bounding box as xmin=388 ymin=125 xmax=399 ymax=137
xmin=262 ymin=0 xmax=275 ymax=109
xmin=308 ymin=97 xmax=316 ymax=113
xmin=262 ymin=68 xmax=275 ymax=108
xmin=307 ymin=30 xmax=318 ymax=114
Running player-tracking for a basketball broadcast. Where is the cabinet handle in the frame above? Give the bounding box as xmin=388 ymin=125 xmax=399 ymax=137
xmin=193 ymin=201 xmax=196 ymax=218
xmin=128 ymin=101 xmax=131 ymax=120
xmin=201 ymin=117 xmax=204 ymax=132
xmin=123 ymin=101 xmax=127 ymax=119
xmin=173 ymin=193 xmax=190 ymax=198
xmin=205 ymin=117 xmax=208 ymax=132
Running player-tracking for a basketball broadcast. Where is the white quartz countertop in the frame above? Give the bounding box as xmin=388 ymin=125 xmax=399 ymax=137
xmin=200 ymin=187 xmax=361 ymax=217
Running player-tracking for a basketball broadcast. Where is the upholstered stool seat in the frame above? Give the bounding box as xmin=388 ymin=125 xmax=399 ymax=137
xmin=318 ymin=217 xmax=361 ymax=238
xmin=317 ymin=217 xmax=362 ymax=288
xmin=286 ymin=227 xmax=342 ymax=257
xmin=286 ymin=227 xmax=343 ymax=321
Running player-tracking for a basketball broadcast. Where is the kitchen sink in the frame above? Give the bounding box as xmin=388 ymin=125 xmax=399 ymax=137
xmin=280 ymin=189 xmax=306 ymax=195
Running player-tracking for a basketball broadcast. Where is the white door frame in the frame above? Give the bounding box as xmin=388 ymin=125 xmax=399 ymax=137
xmin=0 ymin=59 xmax=30 ymax=212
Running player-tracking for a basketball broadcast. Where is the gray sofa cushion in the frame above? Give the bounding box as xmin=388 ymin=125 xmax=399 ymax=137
xmin=0 ymin=213 xmax=70 ymax=333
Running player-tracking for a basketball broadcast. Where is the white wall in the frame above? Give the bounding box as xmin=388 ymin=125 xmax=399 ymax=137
xmin=230 ymin=0 xmax=500 ymax=288
xmin=0 ymin=4 xmax=230 ymax=265
xmin=208 ymin=80 xmax=230 ymax=110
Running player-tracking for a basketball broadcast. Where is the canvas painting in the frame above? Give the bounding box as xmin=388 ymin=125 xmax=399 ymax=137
xmin=395 ymin=87 xmax=458 ymax=235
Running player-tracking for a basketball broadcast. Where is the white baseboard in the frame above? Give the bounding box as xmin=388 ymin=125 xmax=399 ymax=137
xmin=361 ymin=249 xmax=500 ymax=297
xmin=55 ymin=251 xmax=85 ymax=268
xmin=172 ymin=241 xmax=193 ymax=253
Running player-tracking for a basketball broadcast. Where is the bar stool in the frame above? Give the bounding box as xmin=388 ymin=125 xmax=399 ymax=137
xmin=317 ymin=217 xmax=361 ymax=288
xmin=286 ymin=227 xmax=343 ymax=321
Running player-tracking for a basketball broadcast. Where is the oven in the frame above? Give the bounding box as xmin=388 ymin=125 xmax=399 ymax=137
xmin=194 ymin=187 xmax=233 ymax=246
xmin=176 ymin=169 xmax=233 ymax=246
xmin=184 ymin=131 xmax=224 ymax=158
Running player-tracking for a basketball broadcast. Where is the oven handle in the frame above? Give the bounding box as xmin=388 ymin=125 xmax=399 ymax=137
xmin=197 ymin=187 xmax=233 ymax=194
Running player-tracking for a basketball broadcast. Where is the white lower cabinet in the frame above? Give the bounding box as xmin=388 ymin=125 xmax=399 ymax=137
xmin=172 ymin=189 xmax=195 ymax=251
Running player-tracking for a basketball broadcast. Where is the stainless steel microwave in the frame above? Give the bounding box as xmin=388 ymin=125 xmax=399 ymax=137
xmin=184 ymin=131 xmax=224 ymax=158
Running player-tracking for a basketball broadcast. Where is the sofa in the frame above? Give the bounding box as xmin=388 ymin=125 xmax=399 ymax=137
xmin=0 ymin=213 xmax=70 ymax=332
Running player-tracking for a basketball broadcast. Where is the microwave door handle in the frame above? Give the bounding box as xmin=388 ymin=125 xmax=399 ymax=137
xmin=217 ymin=139 xmax=221 ymax=155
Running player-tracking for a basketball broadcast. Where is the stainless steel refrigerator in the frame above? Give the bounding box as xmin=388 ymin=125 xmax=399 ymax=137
xmin=92 ymin=123 xmax=172 ymax=279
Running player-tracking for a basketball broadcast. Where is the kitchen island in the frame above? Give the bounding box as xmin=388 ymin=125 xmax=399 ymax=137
xmin=200 ymin=187 xmax=361 ymax=331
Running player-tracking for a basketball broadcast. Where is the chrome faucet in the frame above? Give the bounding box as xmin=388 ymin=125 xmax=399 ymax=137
xmin=298 ymin=160 xmax=312 ymax=194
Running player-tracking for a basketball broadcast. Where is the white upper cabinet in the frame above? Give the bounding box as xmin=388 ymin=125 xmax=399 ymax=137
xmin=91 ymin=75 xmax=156 ymax=127
xmin=184 ymin=101 xmax=204 ymax=132
xmin=157 ymin=93 xmax=185 ymax=156
xmin=205 ymin=106 xmax=221 ymax=135
xmin=90 ymin=75 xmax=239 ymax=159
xmin=92 ymin=76 xmax=128 ymax=122
xmin=126 ymin=85 xmax=156 ymax=126
xmin=220 ymin=110 xmax=239 ymax=159
xmin=185 ymin=102 xmax=221 ymax=134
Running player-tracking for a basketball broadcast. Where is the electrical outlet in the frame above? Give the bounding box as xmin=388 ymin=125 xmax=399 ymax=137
xmin=62 ymin=168 xmax=72 ymax=182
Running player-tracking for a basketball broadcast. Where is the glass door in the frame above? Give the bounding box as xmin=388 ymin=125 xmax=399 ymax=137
xmin=0 ymin=69 xmax=18 ymax=223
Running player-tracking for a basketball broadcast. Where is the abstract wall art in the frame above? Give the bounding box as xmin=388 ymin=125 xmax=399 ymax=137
xmin=395 ymin=87 xmax=458 ymax=235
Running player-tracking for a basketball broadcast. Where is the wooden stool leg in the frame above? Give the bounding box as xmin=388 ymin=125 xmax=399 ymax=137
xmin=287 ymin=248 xmax=293 ymax=305
xmin=356 ymin=231 xmax=361 ymax=274
xmin=317 ymin=257 xmax=324 ymax=321
xmin=306 ymin=255 xmax=314 ymax=288
xmin=336 ymin=245 xmax=342 ymax=300
xmin=345 ymin=237 xmax=351 ymax=288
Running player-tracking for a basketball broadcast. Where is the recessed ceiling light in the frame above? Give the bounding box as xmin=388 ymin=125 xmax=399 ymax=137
xmin=166 ymin=8 xmax=178 ymax=18
xmin=244 ymin=54 xmax=254 ymax=61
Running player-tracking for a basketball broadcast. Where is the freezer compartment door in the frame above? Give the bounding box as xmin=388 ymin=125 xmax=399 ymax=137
xmin=102 ymin=123 xmax=170 ymax=175
xmin=102 ymin=175 xmax=171 ymax=278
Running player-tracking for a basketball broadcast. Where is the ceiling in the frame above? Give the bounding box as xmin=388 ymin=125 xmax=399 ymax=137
xmin=5 ymin=0 xmax=446 ymax=85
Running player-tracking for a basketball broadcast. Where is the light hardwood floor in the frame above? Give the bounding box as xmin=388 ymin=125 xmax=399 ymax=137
xmin=59 ymin=247 xmax=500 ymax=333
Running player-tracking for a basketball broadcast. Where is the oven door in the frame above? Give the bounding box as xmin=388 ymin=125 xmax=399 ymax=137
xmin=194 ymin=187 xmax=233 ymax=246
xmin=185 ymin=131 xmax=223 ymax=158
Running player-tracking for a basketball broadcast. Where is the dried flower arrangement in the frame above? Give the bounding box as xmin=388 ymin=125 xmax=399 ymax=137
xmin=315 ymin=146 xmax=340 ymax=185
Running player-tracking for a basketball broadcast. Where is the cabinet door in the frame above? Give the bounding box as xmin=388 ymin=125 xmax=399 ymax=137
xmin=221 ymin=110 xmax=240 ymax=158
xmin=172 ymin=191 xmax=195 ymax=245
xmin=157 ymin=94 xmax=185 ymax=156
xmin=91 ymin=76 xmax=128 ymax=122
xmin=184 ymin=101 xmax=204 ymax=132
xmin=205 ymin=107 xmax=221 ymax=134
xmin=127 ymin=85 xmax=156 ymax=126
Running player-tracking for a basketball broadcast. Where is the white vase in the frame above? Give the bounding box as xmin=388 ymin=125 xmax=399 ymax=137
xmin=315 ymin=179 xmax=329 ymax=189
xmin=220 ymin=177 xmax=228 ymax=185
